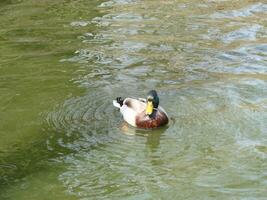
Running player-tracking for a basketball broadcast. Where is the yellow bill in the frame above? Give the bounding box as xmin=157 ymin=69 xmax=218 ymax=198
xmin=145 ymin=101 xmax=153 ymax=115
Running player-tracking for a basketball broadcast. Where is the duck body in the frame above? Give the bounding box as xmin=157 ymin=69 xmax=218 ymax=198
xmin=113 ymin=91 xmax=169 ymax=129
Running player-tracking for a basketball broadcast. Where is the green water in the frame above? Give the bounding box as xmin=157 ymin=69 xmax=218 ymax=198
xmin=0 ymin=0 xmax=267 ymax=199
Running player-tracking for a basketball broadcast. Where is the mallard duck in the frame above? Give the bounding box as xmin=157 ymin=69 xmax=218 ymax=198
xmin=113 ymin=90 xmax=169 ymax=129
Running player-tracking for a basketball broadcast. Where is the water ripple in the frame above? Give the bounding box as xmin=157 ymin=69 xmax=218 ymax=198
xmin=211 ymin=3 xmax=267 ymax=19
xmin=222 ymin=24 xmax=263 ymax=43
xmin=70 ymin=21 xmax=91 ymax=27
xmin=98 ymin=0 xmax=137 ymax=8
xmin=46 ymin=0 xmax=267 ymax=199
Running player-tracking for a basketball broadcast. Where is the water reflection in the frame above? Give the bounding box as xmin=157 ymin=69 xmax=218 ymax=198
xmin=120 ymin=123 xmax=166 ymax=150
xmin=211 ymin=3 xmax=267 ymax=19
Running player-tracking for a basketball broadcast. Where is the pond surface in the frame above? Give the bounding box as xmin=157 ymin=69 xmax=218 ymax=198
xmin=0 ymin=0 xmax=267 ymax=199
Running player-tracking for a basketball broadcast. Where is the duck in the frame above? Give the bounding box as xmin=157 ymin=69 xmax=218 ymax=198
xmin=113 ymin=90 xmax=169 ymax=129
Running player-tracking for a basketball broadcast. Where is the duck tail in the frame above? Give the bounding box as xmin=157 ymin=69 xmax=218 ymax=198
xmin=113 ymin=97 xmax=124 ymax=108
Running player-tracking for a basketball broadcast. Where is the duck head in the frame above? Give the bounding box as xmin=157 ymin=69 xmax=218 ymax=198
xmin=145 ymin=90 xmax=159 ymax=116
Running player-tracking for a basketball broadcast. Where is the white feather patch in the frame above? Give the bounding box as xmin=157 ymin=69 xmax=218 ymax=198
xmin=120 ymin=104 xmax=137 ymax=127
xmin=113 ymin=100 xmax=121 ymax=108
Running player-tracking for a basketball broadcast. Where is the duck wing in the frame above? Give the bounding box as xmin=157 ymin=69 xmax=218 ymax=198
xmin=120 ymin=98 xmax=146 ymax=127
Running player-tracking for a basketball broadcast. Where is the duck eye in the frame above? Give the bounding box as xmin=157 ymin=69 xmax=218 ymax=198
xmin=147 ymin=99 xmax=153 ymax=102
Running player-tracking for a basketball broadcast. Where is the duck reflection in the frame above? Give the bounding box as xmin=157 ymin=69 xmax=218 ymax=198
xmin=120 ymin=122 xmax=167 ymax=150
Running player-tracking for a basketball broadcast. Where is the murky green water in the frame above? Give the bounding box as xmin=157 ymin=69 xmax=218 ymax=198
xmin=1 ymin=0 xmax=267 ymax=199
